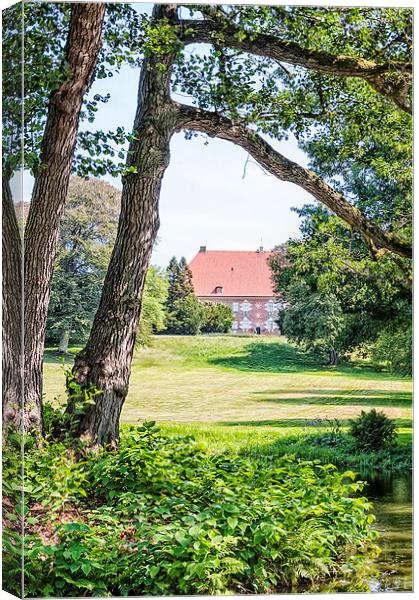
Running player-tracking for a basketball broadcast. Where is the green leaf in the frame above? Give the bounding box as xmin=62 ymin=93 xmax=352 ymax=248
xmin=221 ymin=503 xmax=240 ymax=514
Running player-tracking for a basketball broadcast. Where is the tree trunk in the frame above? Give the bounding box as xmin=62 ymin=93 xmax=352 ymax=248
xmin=22 ymin=4 xmax=105 ymax=434
xmin=329 ymin=348 xmax=338 ymax=366
xmin=58 ymin=330 xmax=70 ymax=355
xmin=2 ymin=178 xmax=24 ymax=433
xmin=70 ymin=5 xmax=179 ymax=446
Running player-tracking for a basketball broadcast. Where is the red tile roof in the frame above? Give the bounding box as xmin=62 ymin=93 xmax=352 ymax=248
xmin=189 ymin=250 xmax=276 ymax=297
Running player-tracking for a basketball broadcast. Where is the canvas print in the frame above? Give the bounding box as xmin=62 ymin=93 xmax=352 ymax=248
xmin=2 ymin=1 xmax=412 ymax=597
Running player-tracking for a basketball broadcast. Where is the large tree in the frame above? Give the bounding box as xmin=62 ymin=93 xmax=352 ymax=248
xmin=2 ymin=2 xmax=106 ymax=434
xmin=164 ymin=256 xmax=200 ymax=333
xmin=2 ymin=2 xmax=145 ymax=435
xmin=270 ymin=204 xmax=412 ymax=368
xmin=68 ymin=4 xmax=412 ymax=444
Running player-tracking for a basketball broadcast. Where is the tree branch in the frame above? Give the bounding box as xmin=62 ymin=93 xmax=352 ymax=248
xmin=178 ymin=20 xmax=412 ymax=114
xmin=174 ymin=103 xmax=411 ymax=259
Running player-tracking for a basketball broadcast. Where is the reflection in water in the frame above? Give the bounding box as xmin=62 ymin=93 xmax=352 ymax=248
xmin=306 ymin=471 xmax=413 ymax=594
xmin=364 ymin=472 xmax=412 ymax=592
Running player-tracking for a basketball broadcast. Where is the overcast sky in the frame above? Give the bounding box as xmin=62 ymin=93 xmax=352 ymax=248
xmin=11 ymin=3 xmax=316 ymax=268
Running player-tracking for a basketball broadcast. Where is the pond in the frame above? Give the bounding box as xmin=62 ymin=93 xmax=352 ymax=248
xmin=303 ymin=471 xmax=412 ymax=593
xmin=366 ymin=471 xmax=413 ymax=592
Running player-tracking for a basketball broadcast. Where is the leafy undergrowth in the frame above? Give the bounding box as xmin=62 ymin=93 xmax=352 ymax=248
xmin=4 ymin=423 xmax=380 ymax=597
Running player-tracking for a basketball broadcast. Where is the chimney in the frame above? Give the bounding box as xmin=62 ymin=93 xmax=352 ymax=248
xmin=199 ymin=246 xmax=206 ymax=253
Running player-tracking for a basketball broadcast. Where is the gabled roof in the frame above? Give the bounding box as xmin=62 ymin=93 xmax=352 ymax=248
xmin=189 ymin=249 xmax=276 ymax=297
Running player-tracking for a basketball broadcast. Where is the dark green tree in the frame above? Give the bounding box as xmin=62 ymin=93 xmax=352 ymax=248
xmin=281 ymin=282 xmax=344 ymax=365
xmin=271 ymin=204 xmax=411 ymax=371
xmin=169 ymin=295 xmax=205 ymax=336
xmin=136 ymin=266 xmax=168 ymax=346
xmin=46 ymin=177 xmax=120 ymax=353
xmin=165 ymin=256 xmax=202 ymax=334
xmin=166 ymin=257 xmax=194 ymax=312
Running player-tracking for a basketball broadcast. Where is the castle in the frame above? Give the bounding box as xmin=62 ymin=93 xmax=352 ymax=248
xmin=189 ymin=246 xmax=285 ymax=334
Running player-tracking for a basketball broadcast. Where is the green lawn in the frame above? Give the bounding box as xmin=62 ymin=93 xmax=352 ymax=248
xmin=44 ymin=335 xmax=412 ymax=455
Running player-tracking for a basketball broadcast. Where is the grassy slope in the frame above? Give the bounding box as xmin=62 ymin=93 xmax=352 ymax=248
xmin=44 ymin=335 xmax=412 ymax=456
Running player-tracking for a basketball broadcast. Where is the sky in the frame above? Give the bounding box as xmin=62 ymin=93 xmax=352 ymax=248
xmin=11 ymin=4 xmax=316 ymax=268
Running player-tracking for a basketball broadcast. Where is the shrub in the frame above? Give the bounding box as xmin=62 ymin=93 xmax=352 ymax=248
xmin=201 ymin=301 xmax=233 ymax=333
xmin=2 ymin=432 xmax=24 ymax=597
xmin=17 ymin=424 xmax=379 ymax=597
xmin=349 ymin=409 xmax=397 ymax=452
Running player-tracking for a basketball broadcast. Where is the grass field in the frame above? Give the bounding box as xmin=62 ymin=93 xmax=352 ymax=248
xmin=44 ymin=335 xmax=412 ymax=455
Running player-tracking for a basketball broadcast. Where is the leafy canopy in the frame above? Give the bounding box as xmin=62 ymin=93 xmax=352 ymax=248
xmin=46 ymin=176 xmax=120 ymax=346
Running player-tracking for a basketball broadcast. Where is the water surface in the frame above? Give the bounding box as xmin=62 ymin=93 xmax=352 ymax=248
xmin=365 ymin=472 xmax=413 ymax=592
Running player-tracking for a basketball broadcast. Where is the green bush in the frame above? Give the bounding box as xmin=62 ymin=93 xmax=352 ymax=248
xmin=2 ymin=432 xmax=24 ymax=597
xmin=11 ymin=424 xmax=379 ymax=597
xmin=201 ymin=301 xmax=234 ymax=333
xmin=349 ymin=409 xmax=397 ymax=452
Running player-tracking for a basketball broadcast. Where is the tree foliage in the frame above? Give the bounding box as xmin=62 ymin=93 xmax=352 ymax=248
xmin=172 ymin=5 xmax=411 ymax=256
xmin=201 ymin=302 xmax=234 ymax=334
xmin=46 ymin=177 xmax=120 ymax=351
xmin=280 ymin=282 xmax=344 ymax=364
xmin=164 ymin=257 xmax=203 ymax=334
xmin=372 ymin=315 xmax=412 ymax=376
xmin=2 ymin=2 xmax=147 ymax=180
xmin=271 ymin=204 xmax=411 ymax=370
xmin=136 ymin=266 xmax=169 ymax=346
xmin=166 ymin=257 xmax=195 ymax=312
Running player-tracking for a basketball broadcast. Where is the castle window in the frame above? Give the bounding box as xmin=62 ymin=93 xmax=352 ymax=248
xmin=266 ymin=300 xmax=275 ymax=313
xmin=215 ymin=286 xmax=223 ymax=294
xmin=232 ymin=302 xmax=239 ymax=312
xmin=240 ymin=300 xmax=252 ymax=313
xmin=240 ymin=317 xmax=252 ymax=331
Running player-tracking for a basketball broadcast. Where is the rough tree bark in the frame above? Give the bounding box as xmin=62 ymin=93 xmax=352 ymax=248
xmin=69 ymin=4 xmax=179 ymax=445
xmin=175 ymin=105 xmax=412 ymax=259
xmin=2 ymin=178 xmax=23 ymax=433
xmin=22 ymin=3 xmax=105 ymax=434
xmin=180 ymin=19 xmax=412 ymax=114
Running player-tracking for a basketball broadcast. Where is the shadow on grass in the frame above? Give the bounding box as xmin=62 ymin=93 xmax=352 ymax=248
xmin=219 ymin=418 xmax=412 ymax=428
xmin=209 ymin=341 xmax=321 ymax=373
xmin=219 ymin=418 xmax=341 ymax=428
xmin=251 ymin=388 xmax=412 ymax=408
xmin=208 ymin=341 xmax=397 ymax=379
